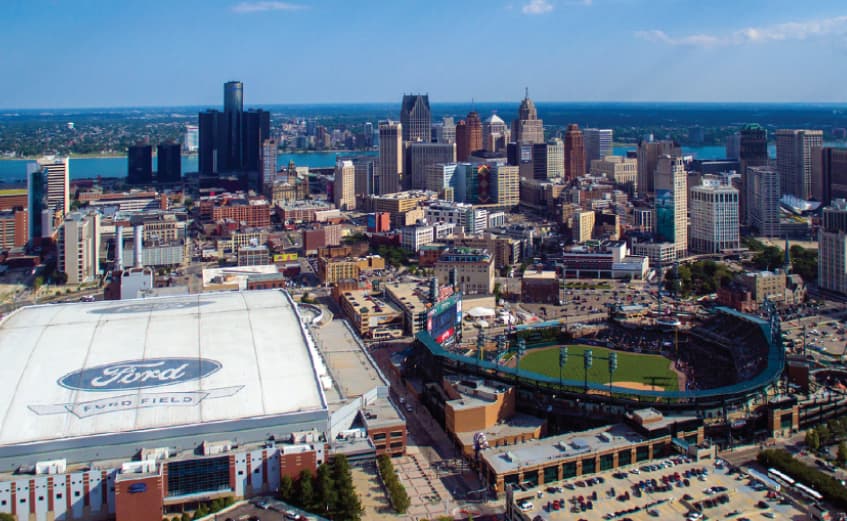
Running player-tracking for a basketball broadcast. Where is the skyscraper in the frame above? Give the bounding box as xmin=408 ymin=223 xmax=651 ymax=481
xmin=260 ymin=139 xmax=278 ymax=193
xmin=749 ymin=166 xmax=781 ymax=237
xmin=198 ymin=110 xmax=221 ymax=175
xmin=378 ymin=121 xmax=403 ymax=194
xmin=564 ymin=124 xmax=586 ymax=181
xmin=531 ymin=143 xmax=548 ymax=180
xmin=636 ymin=139 xmax=681 ymax=196
xmin=183 ymin=124 xmax=199 ymax=153
xmin=819 ymin=200 xmax=847 ymax=295
xmin=334 ymin=160 xmax=356 ymax=211
xmin=455 ymin=120 xmax=470 ymax=162
xmin=465 ymin=111 xmax=483 ymax=156
xmin=26 ymin=162 xmax=45 ymax=241
xmin=583 ymin=129 xmax=613 ymax=171
xmin=157 ymin=142 xmax=182 ymax=184
xmin=224 ymin=81 xmax=244 ymax=171
xmin=776 ymin=129 xmax=823 ymax=200
xmin=58 ymin=211 xmax=100 ymax=285
xmin=818 ymin=147 xmax=847 ymax=205
xmin=482 ymin=113 xmax=508 ymax=152
xmin=689 ymin=181 xmax=739 ymax=254
xmin=654 ymin=155 xmax=688 ymax=258
xmin=546 ymin=139 xmax=564 ymax=180
xmin=738 ymin=124 xmax=768 ymax=226
xmin=511 ymin=89 xmax=544 ymax=145
xmin=400 ymin=94 xmax=431 ymax=143
xmin=407 ymin=143 xmax=456 ymax=190
xmin=242 ymin=109 xmax=271 ymax=174
xmin=494 ymin=165 xmax=520 ymax=207
xmin=127 ymin=144 xmax=153 ymax=185
xmin=39 ymin=157 xmax=70 ymax=222
xmin=433 ymin=116 xmax=456 ymax=145
xmin=725 ymin=132 xmax=741 ymax=161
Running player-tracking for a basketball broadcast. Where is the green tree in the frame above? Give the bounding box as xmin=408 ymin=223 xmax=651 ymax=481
xmin=297 ymin=469 xmax=315 ymax=510
xmin=314 ymin=463 xmax=336 ymax=515
xmin=180 ymin=514 xmax=190 ymax=521
xmin=839 ymin=441 xmax=847 ymax=467
xmin=0 ymin=514 xmax=17 ymax=521
xmin=819 ymin=424 xmax=832 ymax=445
xmin=332 ymin=455 xmax=362 ymax=521
xmin=806 ymin=429 xmax=821 ymax=451
xmin=278 ymin=474 xmax=295 ymax=502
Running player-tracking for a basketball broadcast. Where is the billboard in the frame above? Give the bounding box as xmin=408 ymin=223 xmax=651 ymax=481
xmin=426 ymin=293 xmax=463 ymax=345
xmin=273 ymin=253 xmax=299 ymax=263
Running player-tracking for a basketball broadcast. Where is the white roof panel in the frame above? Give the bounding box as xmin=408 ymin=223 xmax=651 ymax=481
xmin=0 ymin=290 xmax=326 ymax=448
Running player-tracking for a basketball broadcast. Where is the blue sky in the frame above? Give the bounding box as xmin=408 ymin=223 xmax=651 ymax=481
xmin=2 ymin=0 xmax=847 ymax=108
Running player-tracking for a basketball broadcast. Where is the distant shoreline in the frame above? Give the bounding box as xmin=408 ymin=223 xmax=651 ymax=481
xmin=0 ymin=150 xmax=370 ymax=161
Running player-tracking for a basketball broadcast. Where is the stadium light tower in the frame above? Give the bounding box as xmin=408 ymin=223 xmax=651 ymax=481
xmin=559 ymin=346 xmax=568 ymax=387
xmin=583 ymin=348 xmax=593 ymax=392
xmin=608 ymin=352 xmax=618 ymax=391
xmin=516 ymin=337 xmax=527 ymax=382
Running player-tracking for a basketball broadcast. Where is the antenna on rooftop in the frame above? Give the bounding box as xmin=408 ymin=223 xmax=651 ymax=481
xmin=525 ymin=87 xmax=529 ymax=99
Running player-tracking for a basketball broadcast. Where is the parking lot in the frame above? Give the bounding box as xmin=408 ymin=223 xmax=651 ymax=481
xmin=513 ymin=457 xmax=811 ymax=521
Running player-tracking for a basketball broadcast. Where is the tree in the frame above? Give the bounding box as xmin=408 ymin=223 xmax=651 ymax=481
xmin=297 ymin=469 xmax=315 ymax=510
xmin=278 ymin=474 xmax=295 ymax=502
xmin=839 ymin=441 xmax=847 ymax=467
xmin=819 ymin=424 xmax=832 ymax=445
xmin=806 ymin=429 xmax=821 ymax=451
xmin=314 ymin=463 xmax=336 ymax=515
xmin=0 ymin=514 xmax=16 ymax=521
xmin=180 ymin=513 xmax=190 ymax=521
xmin=332 ymin=455 xmax=362 ymax=521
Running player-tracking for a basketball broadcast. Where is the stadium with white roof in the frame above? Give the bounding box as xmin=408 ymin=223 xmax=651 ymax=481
xmin=0 ymin=290 xmax=360 ymax=521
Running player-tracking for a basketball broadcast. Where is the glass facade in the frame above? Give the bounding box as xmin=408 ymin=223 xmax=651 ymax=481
xmin=167 ymin=456 xmax=231 ymax=498
xmin=582 ymin=457 xmax=596 ymax=474
xmin=562 ymin=462 xmax=577 ymax=479
xmin=544 ymin=465 xmax=559 ymax=484
xmin=600 ymin=454 xmax=614 ymax=471
xmin=636 ymin=446 xmax=650 ymax=462
xmin=618 ymin=449 xmax=632 ymax=466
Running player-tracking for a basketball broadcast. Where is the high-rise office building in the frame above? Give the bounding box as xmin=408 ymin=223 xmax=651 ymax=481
xmin=184 ymin=124 xmax=199 ymax=153
xmin=157 ymin=142 xmax=182 ymax=184
xmin=749 ymin=166 xmax=780 ymax=237
xmin=776 ymin=129 xmax=823 ymax=200
xmin=334 ymin=160 xmax=356 ymax=211
xmin=433 ymin=116 xmax=456 ymax=145
xmin=636 ymin=139 xmax=681 ymax=196
xmin=425 ymin=163 xmax=459 ymax=195
xmin=260 ymin=139 xmax=278 ymax=193
xmin=819 ymin=199 xmax=847 ymax=295
xmin=531 ymin=143 xmax=548 ymax=180
xmin=511 ymin=89 xmax=544 ymax=145
xmin=494 ymin=165 xmax=520 ymax=207
xmin=198 ymin=110 xmax=221 ymax=175
xmin=740 ymin=124 xmax=768 ymax=168
xmin=39 ymin=157 xmax=70 ymax=222
xmin=654 ymin=155 xmax=688 ymax=258
xmin=198 ymin=81 xmax=269 ymax=182
xmin=455 ymin=113 xmax=483 ymax=162
xmin=407 ymin=143 xmax=456 ymax=190
xmin=817 ymin=147 xmax=847 ymax=205
xmin=564 ymin=124 xmax=586 ymax=181
xmin=377 ymin=121 xmax=403 ymax=194
xmin=224 ymin=81 xmax=244 ymax=171
xmin=482 ymin=113 xmax=509 ymax=152
xmin=400 ymin=94 xmax=431 ymax=143
xmin=242 ymin=109 xmax=271 ymax=176
xmin=127 ymin=144 xmax=153 ymax=185
xmin=58 ymin=211 xmax=100 ymax=285
xmin=546 ymin=139 xmax=564 ymax=180
xmin=725 ymin=132 xmax=741 ymax=161
xmin=689 ymin=180 xmax=739 ymax=254
xmin=583 ymin=129 xmax=613 ymax=171
xmin=26 ymin=163 xmax=45 ymax=241
xmin=345 ymin=155 xmax=377 ymax=198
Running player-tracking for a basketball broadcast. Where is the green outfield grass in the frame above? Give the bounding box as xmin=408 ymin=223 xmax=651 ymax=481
xmin=518 ymin=344 xmax=679 ymax=391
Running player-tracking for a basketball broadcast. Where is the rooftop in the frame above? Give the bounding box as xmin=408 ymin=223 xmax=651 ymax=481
xmin=481 ymin=424 xmax=645 ymax=475
xmin=0 ymin=291 xmax=326 ymax=452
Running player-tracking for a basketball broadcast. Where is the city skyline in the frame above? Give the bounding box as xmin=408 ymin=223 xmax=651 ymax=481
xmin=3 ymin=0 xmax=847 ymax=108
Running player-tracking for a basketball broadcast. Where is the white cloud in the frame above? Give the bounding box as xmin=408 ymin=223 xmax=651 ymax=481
xmin=522 ymin=0 xmax=554 ymax=15
xmin=636 ymin=15 xmax=847 ymax=47
xmin=231 ymin=1 xmax=307 ymax=14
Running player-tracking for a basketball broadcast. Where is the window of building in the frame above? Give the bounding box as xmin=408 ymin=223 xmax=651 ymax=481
xmin=167 ymin=456 xmax=231 ymax=498
xmin=582 ymin=457 xmax=596 ymax=475
xmin=543 ymin=465 xmax=558 ymax=484
xmin=618 ymin=450 xmax=632 ymax=466
xmin=600 ymin=454 xmax=614 ymax=471
xmin=390 ymin=441 xmax=404 ymax=449
xmin=636 ymin=445 xmax=650 ymax=462
xmin=372 ymin=433 xmax=387 ymax=441
xmin=390 ymin=431 xmax=404 ymax=438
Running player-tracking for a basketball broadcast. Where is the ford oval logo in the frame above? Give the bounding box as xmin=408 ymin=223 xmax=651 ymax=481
xmin=58 ymin=358 xmax=222 ymax=392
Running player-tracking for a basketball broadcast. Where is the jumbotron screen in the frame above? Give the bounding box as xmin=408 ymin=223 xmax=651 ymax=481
xmin=427 ymin=294 xmax=462 ymax=345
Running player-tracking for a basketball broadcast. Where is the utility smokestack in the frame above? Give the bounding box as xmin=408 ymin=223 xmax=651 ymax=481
xmin=115 ymin=225 xmax=124 ymax=271
xmin=133 ymin=225 xmax=144 ymax=268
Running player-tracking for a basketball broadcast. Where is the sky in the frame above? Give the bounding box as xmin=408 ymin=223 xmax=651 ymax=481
xmin=2 ymin=0 xmax=847 ymax=108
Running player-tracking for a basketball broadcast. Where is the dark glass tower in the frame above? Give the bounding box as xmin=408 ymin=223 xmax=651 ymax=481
xmin=740 ymin=124 xmax=768 ymax=168
xmin=127 ymin=144 xmax=153 ymax=184
xmin=26 ymin=165 xmax=45 ymax=241
xmin=224 ymin=81 xmax=244 ymax=171
xmin=242 ymin=109 xmax=271 ymax=173
xmin=199 ymin=110 xmax=221 ymax=175
xmin=157 ymin=142 xmax=182 ymax=184
xmin=400 ymin=94 xmax=431 ymax=143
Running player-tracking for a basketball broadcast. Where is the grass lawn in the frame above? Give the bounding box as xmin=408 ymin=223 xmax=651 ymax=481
xmin=518 ymin=344 xmax=679 ymax=391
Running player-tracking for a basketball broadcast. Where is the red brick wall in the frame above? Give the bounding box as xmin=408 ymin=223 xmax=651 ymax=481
xmin=115 ymin=475 xmax=164 ymax=521
xmin=368 ymin=425 xmax=407 ymax=456
xmin=279 ymin=451 xmax=317 ymax=480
